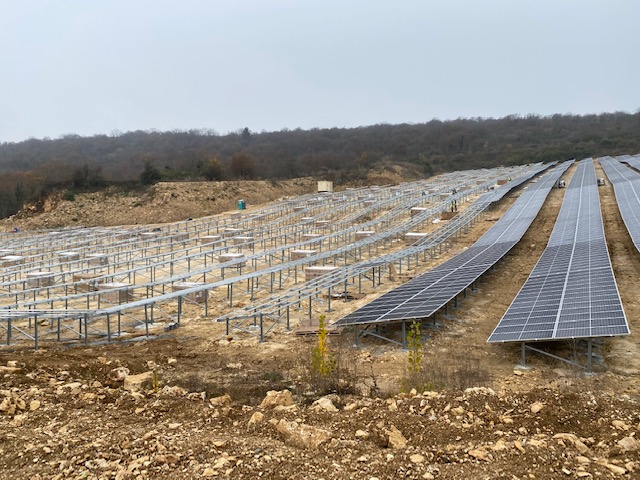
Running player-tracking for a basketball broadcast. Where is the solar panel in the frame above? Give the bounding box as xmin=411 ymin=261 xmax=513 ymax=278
xmin=334 ymin=161 xmax=572 ymax=327
xmin=620 ymin=155 xmax=640 ymax=172
xmin=488 ymin=159 xmax=630 ymax=343
xmin=600 ymin=156 xmax=640 ymax=253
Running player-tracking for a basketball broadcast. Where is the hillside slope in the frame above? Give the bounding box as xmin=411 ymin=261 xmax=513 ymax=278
xmin=0 ymin=165 xmax=419 ymax=231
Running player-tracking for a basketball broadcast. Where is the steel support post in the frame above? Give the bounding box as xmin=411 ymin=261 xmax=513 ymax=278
xmin=259 ymin=313 xmax=264 ymax=342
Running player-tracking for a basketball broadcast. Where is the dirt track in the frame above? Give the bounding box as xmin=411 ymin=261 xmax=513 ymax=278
xmin=1 ymin=162 xmax=640 ymax=479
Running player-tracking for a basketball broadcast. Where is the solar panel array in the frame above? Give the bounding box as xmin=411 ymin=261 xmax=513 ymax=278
xmin=600 ymin=156 xmax=640 ymax=253
xmin=620 ymin=155 xmax=640 ymax=172
xmin=334 ymin=161 xmax=572 ymax=327
xmin=488 ymin=159 xmax=629 ymax=343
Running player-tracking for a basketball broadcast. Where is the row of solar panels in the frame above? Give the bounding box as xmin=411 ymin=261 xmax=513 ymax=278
xmin=600 ymin=155 xmax=640 ymax=253
xmin=334 ymin=160 xmax=572 ymax=327
xmin=488 ymin=159 xmax=629 ymax=342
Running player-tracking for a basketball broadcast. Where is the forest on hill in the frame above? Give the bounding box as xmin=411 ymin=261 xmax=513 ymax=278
xmin=1 ymin=111 xmax=639 ymax=219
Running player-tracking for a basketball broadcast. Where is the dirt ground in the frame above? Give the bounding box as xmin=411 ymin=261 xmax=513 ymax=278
xmin=2 ymin=162 xmax=640 ymax=479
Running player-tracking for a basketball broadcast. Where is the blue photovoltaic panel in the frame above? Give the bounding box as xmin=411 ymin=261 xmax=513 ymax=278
xmin=488 ymin=159 xmax=629 ymax=343
xmin=334 ymin=161 xmax=572 ymax=327
xmin=600 ymin=156 xmax=640 ymax=253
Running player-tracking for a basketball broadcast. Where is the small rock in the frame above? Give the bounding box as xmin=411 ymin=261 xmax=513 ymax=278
xmin=248 ymin=412 xmax=264 ymax=427
xmin=123 ymin=371 xmax=153 ymax=392
xmin=12 ymin=414 xmax=26 ymax=426
xmin=167 ymin=358 xmax=177 ymax=365
xmin=612 ymin=420 xmax=630 ymax=430
xmin=450 ymin=406 xmax=465 ymax=416
xmin=617 ymin=436 xmax=638 ymax=452
xmin=212 ymin=457 xmax=229 ymax=469
xmin=410 ymin=454 xmax=425 ymax=464
xmin=260 ymin=390 xmax=294 ymax=409
xmin=604 ymin=463 xmax=627 ymax=475
xmin=210 ymin=394 xmax=232 ymax=407
xmin=155 ymin=454 xmax=180 ymax=464
xmin=273 ymin=404 xmax=298 ymax=413
xmin=162 ymin=385 xmax=187 ymax=396
xmin=491 ymin=440 xmax=507 ymax=451
xmin=274 ymin=419 xmax=332 ymax=449
xmin=109 ymin=367 xmax=130 ymax=382
xmin=0 ymin=366 xmax=20 ymax=374
xmin=355 ymin=429 xmax=369 ymax=439
xmin=0 ymin=398 xmax=16 ymax=415
xmin=553 ymin=433 xmax=589 ymax=454
xmin=530 ymin=402 xmax=544 ymax=414
xmin=29 ymin=400 xmax=41 ymax=411
xmin=312 ymin=396 xmax=338 ymax=413
xmin=387 ymin=425 xmax=407 ymax=449
xmin=468 ymin=448 xmax=491 ymax=461
xmin=464 ymin=387 xmax=496 ymax=396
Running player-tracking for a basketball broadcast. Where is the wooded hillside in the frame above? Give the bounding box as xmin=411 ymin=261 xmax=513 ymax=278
xmin=1 ymin=112 xmax=638 ymax=219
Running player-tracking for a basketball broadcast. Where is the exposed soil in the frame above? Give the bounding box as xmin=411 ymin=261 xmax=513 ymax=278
xmin=1 ymin=162 xmax=640 ymax=479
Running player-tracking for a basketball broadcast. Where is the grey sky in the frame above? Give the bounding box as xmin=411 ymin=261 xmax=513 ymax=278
xmin=1 ymin=0 xmax=638 ymax=143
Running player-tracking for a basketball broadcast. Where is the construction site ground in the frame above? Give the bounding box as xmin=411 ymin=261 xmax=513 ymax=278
xmin=1 ymin=164 xmax=640 ymax=479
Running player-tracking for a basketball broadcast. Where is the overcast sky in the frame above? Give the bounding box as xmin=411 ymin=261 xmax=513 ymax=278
xmin=1 ymin=0 xmax=638 ymax=143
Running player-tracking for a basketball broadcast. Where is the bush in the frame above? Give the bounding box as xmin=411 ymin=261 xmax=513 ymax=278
xmin=63 ymin=190 xmax=76 ymax=201
xmin=294 ymin=320 xmax=380 ymax=399
xmin=401 ymin=351 xmax=491 ymax=392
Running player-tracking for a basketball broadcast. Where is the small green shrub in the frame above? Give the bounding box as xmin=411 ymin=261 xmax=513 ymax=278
xmin=311 ymin=315 xmax=335 ymax=379
xmin=407 ymin=321 xmax=422 ymax=374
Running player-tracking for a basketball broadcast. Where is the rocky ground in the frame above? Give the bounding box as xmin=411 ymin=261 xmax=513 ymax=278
xmin=1 ymin=163 xmax=640 ymax=479
xmin=1 ymin=347 xmax=639 ymax=480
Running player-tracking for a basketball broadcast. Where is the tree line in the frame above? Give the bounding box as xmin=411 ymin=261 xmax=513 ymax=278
xmin=0 ymin=112 xmax=638 ymax=219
